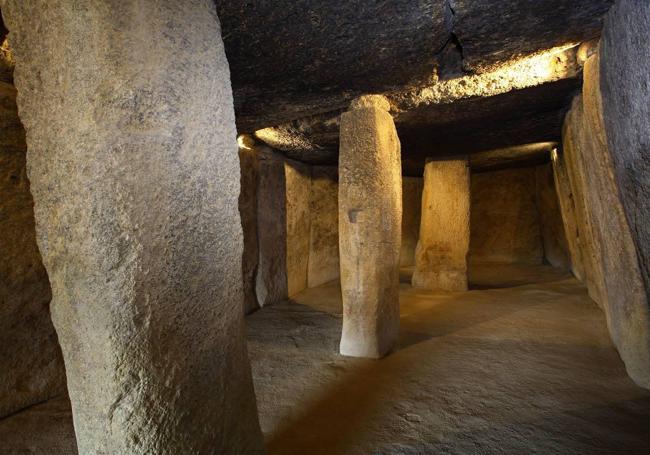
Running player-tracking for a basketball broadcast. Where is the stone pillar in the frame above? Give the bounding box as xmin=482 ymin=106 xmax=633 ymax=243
xmin=338 ymin=95 xmax=402 ymax=359
xmin=412 ymin=158 xmax=470 ymax=291
xmin=2 ymin=1 xmax=264 ymax=453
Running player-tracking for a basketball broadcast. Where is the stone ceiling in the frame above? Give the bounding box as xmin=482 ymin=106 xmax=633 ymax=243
xmin=216 ymin=1 xmax=613 ymax=172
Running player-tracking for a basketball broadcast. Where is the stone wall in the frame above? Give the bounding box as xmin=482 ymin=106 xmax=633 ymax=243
xmin=239 ymin=136 xmax=260 ymax=314
xmin=308 ymin=166 xmax=339 ymax=288
xmin=600 ymin=0 xmax=650 ymax=324
xmin=0 ymin=68 xmax=65 ymax=417
xmin=256 ymin=149 xmax=289 ymax=306
xmin=557 ymin=48 xmax=650 ymax=389
xmin=253 ymin=149 xmax=340 ymax=300
xmin=535 ymin=163 xmax=571 ymax=270
xmin=400 ymin=177 xmax=423 ymax=267
xmin=551 ymin=148 xmax=585 ymax=280
xmin=469 ymin=167 xmax=544 ymax=265
xmin=286 ymin=161 xmax=312 ymax=297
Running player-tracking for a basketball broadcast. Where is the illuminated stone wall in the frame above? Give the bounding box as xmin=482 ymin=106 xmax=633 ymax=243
xmin=469 ymin=167 xmax=544 ymax=265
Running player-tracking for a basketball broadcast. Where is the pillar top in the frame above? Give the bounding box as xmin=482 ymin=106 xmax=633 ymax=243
xmin=349 ymin=94 xmax=391 ymax=112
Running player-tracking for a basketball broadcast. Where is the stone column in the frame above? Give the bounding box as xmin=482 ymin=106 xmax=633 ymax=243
xmin=2 ymin=1 xmax=264 ymax=453
xmin=412 ymin=158 xmax=470 ymax=291
xmin=338 ymin=95 xmax=402 ymax=359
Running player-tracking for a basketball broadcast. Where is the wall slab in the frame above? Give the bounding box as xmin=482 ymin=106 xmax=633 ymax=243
xmin=285 ymin=161 xmax=312 ymax=297
xmin=412 ymin=158 xmax=470 ymax=291
xmin=238 ymin=136 xmax=260 ymax=314
xmin=469 ymin=167 xmax=543 ymax=265
xmin=535 ymin=163 xmax=571 ymax=270
xmin=400 ymin=177 xmax=423 ymax=267
xmin=561 ymin=52 xmax=650 ymax=388
xmin=551 ymin=147 xmax=585 ymax=280
xmin=308 ymin=166 xmax=340 ymax=288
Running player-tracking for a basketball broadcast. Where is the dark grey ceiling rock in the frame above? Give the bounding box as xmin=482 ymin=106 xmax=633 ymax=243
xmin=451 ymin=0 xmax=614 ymax=72
xmin=217 ymin=0 xmax=613 ymax=132
xmin=216 ymin=0 xmax=451 ymax=131
xmin=254 ymin=46 xmax=583 ymax=175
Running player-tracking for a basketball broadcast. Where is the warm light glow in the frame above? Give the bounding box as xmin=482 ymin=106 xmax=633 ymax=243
xmin=237 ymin=134 xmax=255 ymax=151
xmin=393 ymin=44 xmax=581 ymax=114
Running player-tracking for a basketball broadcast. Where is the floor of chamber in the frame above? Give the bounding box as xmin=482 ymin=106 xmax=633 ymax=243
xmin=2 ymin=264 xmax=649 ymax=454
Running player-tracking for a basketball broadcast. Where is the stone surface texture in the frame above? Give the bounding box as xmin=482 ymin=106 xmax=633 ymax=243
xmin=256 ymin=149 xmax=289 ymax=307
xmin=535 ymin=163 xmax=571 ymax=270
xmin=400 ymin=177 xmax=424 ymax=267
xmin=285 ymin=161 xmax=312 ymax=297
xmin=600 ymin=0 xmax=650 ymax=315
xmin=469 ymin=167 xmax=543 ymax=265
xmin=338 ymin=97 xmax=402 ymax=358
xmin=562 ymin=98 xmax=607 ymax=307
xmin=2 ymin=0 xmax=263 ymax=452
xmin=308 ymin=166 xmax=340 ymax=288
xmin=412 ymin=158 xmax=470 ymax=291
xmin=214 ymin=0 xmax=611 ymax=133
xmin=551 ymin=147 xmax=585 ymax=280
xmin=238 ymin=135 xmax=261 ymax=314
xmin=559 ymin=52 xmax=650 ymax=389
xmin=0 ymin=80 xmax=66 ymax=418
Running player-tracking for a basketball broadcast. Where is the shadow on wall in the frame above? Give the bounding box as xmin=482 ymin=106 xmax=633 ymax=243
xmin=0 ymin=29 xmax=66 ymax=419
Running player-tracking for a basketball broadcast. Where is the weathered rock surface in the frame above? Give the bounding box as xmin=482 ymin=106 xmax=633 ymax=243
xmin=535 ymin=163 xmax=571 ymax=270
xmin=400 ymin=177 xmax=424 ymax=267
xmin=551 ymin=147 xmax=585 ymax=280
xmin=238 ymin=135 xmax=261 ymax=314
xmin=600 ymin=0 xmax=650 ymax=315
xmin=338 ymin=96 xmax=402 ymax=358
xmin=2 ymin=0 xmax=263 ymax=452
xmin=286 ymin=161 xmax=312 ymax=297
xmin=470 ymin=167 xmax=543 ymax=265
xmin=308 ymin=166 xmax=339 ymax=288
xmin=413 ymin=158 xmax=470 ymax=291
xmin=562 ymin=98 xmax=607 ymax=306
xmin=0 ymin=81 xmax=65 ymax=418
xmin=559 ymin=52 xmax=650 ymax=388
xmin=256 ymin=149 xmax=289 ymax=307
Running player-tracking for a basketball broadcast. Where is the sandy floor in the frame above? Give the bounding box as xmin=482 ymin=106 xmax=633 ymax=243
xmin=2 ymin=264 xmax=650 ymax=454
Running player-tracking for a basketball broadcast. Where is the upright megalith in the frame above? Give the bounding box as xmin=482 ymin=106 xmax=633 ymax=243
xmin=600 ymin=0 xmax=650 ymax=318
xmin=412 ymin=158 xmax=470 ymax=291
xmin=559 ymin=51 xmax=650 ymax=389
xmin=338 ymin=95 xmax=402 ymax=359
xmin=2 ymin=1 xmax=264 ymax=453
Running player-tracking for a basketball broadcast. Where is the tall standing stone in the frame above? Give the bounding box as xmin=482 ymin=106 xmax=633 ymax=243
xmin=412 ymin=158 xmax=470 ymax=291
xmin=1 ymin=1 xmax=264 ymax=453
xmin=338 ymin=95 xmax=402 ymax=359
xmin=600 ymin=0 xmax=650 ymax=320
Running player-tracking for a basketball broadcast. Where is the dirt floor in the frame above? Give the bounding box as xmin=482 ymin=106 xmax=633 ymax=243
xmin=2 ymin=264 xmax=650 ymax=454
